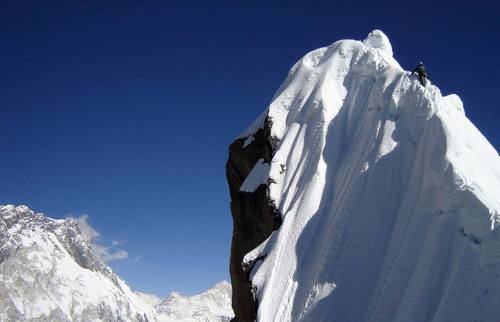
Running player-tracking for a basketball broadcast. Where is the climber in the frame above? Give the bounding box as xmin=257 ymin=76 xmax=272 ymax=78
xmin=411 ymin=62 xmax=427 ymax=86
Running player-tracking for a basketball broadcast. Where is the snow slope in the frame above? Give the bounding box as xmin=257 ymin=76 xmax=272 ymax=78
xmin=156 ymin=281 xmax=233 ymax=322
xmin=0 ymin=204 xmax=154 ymax=321
xmin=0 ymin=205 xmax=233 ymax=322
xmin=239 ymin=30 xmax=500 ymax=322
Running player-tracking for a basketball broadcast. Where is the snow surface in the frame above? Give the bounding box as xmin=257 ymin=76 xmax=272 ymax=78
xmin=237 ymin=109 xmax=268 ymax=140
xmin=0 ymin=205 xmax=154 ymax=321
xmin=241 ymin=30 xmax=500 ymax=322
xmin=135 ymin=291 xmax=163 ymax=308
xmin=156 ymin=281 xmax=233 ymax=322
xmin=239 ymin=159 xmax=271 ymax=193
xmin=0 ymin=205 xmax=234 ymax=322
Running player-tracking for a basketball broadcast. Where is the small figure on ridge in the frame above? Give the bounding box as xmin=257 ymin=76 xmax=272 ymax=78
xmin=411 ymin=62 xmax=427 ymax=86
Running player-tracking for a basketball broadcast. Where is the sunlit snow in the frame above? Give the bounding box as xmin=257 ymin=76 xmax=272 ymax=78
xmin=239 ymin=30 xmax=500 ymax=322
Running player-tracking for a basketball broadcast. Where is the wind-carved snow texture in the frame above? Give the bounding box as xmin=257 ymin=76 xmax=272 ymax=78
xmin=238 ymin=30 xmax=500 ymax=322
xmin=0 ymin=205 xmax=234 ymax=322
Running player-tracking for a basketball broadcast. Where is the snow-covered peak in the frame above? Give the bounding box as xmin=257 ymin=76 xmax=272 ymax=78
xmin=156 ymin=281 xmax=233 ymax=322
xmin=363 ymin=29 xmax=393 ymax=56
xmin=235 ymin=31 xmax=500 ymax=321
xmin=237 ymin=30 xmax=402 ymax=145
xmin=0 ymin=205 xmax=234 ymax=321
xmin=0 ymin=205 xmax=154 ymax=321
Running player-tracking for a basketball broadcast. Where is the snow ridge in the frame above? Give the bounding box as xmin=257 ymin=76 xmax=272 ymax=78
xmin=240 ymin=30 xmax=500 ymax=322
xmin=0 ymin=205 xmax=153 ymax=321
xmin=0 ymin=205 xmax=234 ymax=322
xmin=156 ymin=281 xmax=233 ymax=322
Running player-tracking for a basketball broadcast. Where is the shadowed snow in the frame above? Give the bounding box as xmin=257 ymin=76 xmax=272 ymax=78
xmin=239 ymin=30 xmax=500 ymax=322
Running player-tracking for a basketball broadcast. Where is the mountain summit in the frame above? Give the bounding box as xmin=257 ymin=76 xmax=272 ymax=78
xmin=0 ymin=205 xmax=234 ymax=321
xmin=226 ymin=30 xmax=500 ymax=322
xmin=0 ymin=205 xmax=153 ymax=321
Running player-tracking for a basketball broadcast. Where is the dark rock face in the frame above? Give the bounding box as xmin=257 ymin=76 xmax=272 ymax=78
xmin=226 ymin=117 xmax=282 ymax=322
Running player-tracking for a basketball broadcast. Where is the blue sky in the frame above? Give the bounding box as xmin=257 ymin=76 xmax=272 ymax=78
xmin=1 ymin=1 xmax=498 ymax=297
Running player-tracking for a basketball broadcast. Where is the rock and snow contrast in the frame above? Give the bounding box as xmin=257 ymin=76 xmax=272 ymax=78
xmin=0 ymin=205 xmax=233 ymax=321
xmin=227 ymin=30 xmax=500 ymax=322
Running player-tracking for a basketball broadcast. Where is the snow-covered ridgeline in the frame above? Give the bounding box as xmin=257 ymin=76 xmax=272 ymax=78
xmin=238 ymin=30 xmax=500 ymax=321
xmin=0 ymin=205 xmax=234 ymax=322
xmin=155 ymin=281 xmax=233 ymax=322
xmin=0 ymin=204 xmax=153 ymax=321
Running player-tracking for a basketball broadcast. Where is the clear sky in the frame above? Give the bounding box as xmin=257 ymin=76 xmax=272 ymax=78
xmin=1 ymin=1 xmax=498 ymax=297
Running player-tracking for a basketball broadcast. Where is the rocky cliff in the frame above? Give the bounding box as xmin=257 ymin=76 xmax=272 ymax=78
xmin=226 ymin=115 xmax=281 ymax=322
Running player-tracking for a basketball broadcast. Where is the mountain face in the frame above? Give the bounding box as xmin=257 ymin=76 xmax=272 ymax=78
xmin=155 ymin=281 xmax=233 ymax=322
xmin=0 ymin=204 xmax=153 ymax=321
xmin=226 ymin=115 xmax=282 ymax=321
xmin=226 ymin=30 xmax=500 ymax=322
xmin=0 ymin=205 xmax=233 ymax=322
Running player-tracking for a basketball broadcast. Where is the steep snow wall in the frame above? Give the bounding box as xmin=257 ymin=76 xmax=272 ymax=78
xmin=228 ymin=30 xmax=500 ymax=322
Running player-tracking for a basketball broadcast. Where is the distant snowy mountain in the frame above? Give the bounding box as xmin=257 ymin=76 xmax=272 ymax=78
xmin=0 ymin=205 xmax=233 ymax=322
xmin=155 ymin=281 xmax=233 ymax=322
xmin=227 ymin=30 xmax=500 ymax=321
xmin=0 ymin=204 xmax=153 ymax=321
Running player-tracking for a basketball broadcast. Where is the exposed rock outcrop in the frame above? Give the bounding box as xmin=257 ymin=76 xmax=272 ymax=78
xmin=226 ymin=117 xmax=281 ymax=321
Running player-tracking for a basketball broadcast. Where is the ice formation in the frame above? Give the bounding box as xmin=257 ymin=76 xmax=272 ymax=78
xmin=235 ymin=30 xmax=500 ymax=322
